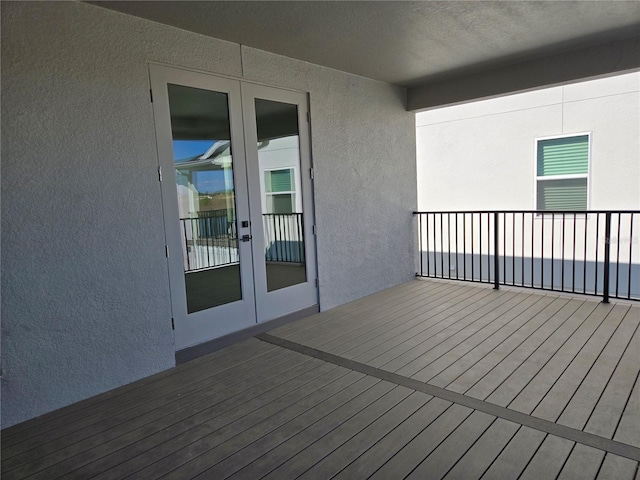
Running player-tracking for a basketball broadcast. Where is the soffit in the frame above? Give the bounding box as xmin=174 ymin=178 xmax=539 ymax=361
xmin=91 ymin=1 xmax=640 ymax=88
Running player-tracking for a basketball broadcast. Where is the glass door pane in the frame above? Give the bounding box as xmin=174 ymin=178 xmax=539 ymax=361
xmin=167 ymin=84 xmax=242 ymax=312
xmin=254 ymin=98 xmax=307 ymax=291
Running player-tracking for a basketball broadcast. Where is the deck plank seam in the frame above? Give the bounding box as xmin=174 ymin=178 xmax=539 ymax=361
xmin=552 ymin=305 xmax=634 ymax=426
xmin=397 ymin=292 xmax=540 ymax=380
xmin=440 ymin=294 xmax=558 ymax=391
xmin=428 ymin=294 xmax=551 ymax=388
xmin=326 ymin=286 xmax=499 ymax=359
xmin=476 ymin=424 xmax=524 ymax=480
xmin=613 ymin=370 xmax=640 ymax=445
xmin=311 ymin=283 xmax=481 ymax=352
xmin=98 ymin=365 xmax=356 ymax=480
xmin=452 ymin=296 xmax=570 ymax=396
xmin=2 ymin=356 xmax=336 ymax=478
xmin=529 ymin=303 xmax=625 ymax=422
xmin=355 ymin=289 xmax=511 ymax=371
xmin=373 ymin=290 xmax=515 ymax=373
xmin=269 ymin=385 xmax=414 ymax=480
xmin=482 ymin=299 xmax=592 ymax=407
xmin=1 ymin=346 xmax=305 ymax=463
xmin=507 ymin=299 xmax=611 ymax=415
xmin=413 ymin=293 xmax=537 ymax=383
xmin=583 ymin=317 xmax=640 ymax=437
xmin=257 ymin=333 xmax=640 ymax=462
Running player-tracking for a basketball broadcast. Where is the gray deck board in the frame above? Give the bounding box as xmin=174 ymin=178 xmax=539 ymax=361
xmin=507 ymin=301 xmax=612 ymax=414
xmin=368 ymin=403 xmax=474 ymax=479
xmin=479 ymin=426 xmax=547 ymax=479
xmin=405 ymin=411 xmax=496 ymax=480
xmin=428 ymin=293 xmax=549 ymax=388
xmin=614 ymin=369 xmax=640 ymax=448
xmin=331 ymin=397 xmax=452 ymax=480
xmin=129 ymin=369 xmax=370 ymax=479
xmin=1 ymin=345 xmax=296 ymax=463
xmin=292 ymin=391 xmax=430 ymax=480
xmin=301 ymin=282 xmax=471 ymax=351
xmin=277 ymin=281 xmax=442 ymax=344
xmin=531 ymin=303 xmax=629 ymax=422
xmin=381 ymin=290 xmax=517 ymax=374
xmin=407 ymin=292 xmax=534 ymax=382
xmin=483 ymin=299 xmax=596 ymax=407
xmin=556 ymin=305 xmax=637 ymax=430
xmin=3 ymin=279 xmax=638 ymax=480
xmin=441 ymin=418 xmax=520 ymax=480
xmin=232 ymin=390 xmax=430 ymax=479
xmin=1 ymin=338 xmax=275 ymax=447
xmin=443 ymin=294 xmax=561 ymax=393
xmin=357 ymin=288 xmax=498 ymax=368
xmin=518 ymin=435 xmax=575 ymax=480
xmin=161 ymin=377 xmax=392 ymax=479
xmin=463 ymin=297 xmax=581 ymax=401
xmin=556 ymin=444 xmax=606 ymax=480
xmin=596 ymin=453 xmax=638 ymax=480
xmin=2 ymin=350 xmax=319 ymax=478
xmin=585 ymin=316 xmax=640 ymax=440
xmin=257 ymin=385 xmax=412 ymax=480
xmin=56 ymin=360 xmax=341 ymax=480
xmin=323 ymin=284 xmax=481 ymax=358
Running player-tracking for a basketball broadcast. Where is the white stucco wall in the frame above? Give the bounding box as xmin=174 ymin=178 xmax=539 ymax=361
xmin=1 ymin=2 xmax=416 ymax=427
xmin=416 ymin=72 xmax=640 ymax=211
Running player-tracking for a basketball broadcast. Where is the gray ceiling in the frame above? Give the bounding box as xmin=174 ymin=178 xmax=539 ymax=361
xmin=93 ymin=1 xmax=640 ymax=88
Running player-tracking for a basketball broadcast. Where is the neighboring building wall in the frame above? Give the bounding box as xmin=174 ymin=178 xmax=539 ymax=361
xmin=416 ymin=72 xmax=640 ymax=211
xmin=415 ymin=73 xmax=639 ymax=296
xmin=1 ymin=1 xmax=417 ymax=427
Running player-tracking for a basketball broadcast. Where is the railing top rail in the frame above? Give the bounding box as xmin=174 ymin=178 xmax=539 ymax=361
xmin=413 ymin=210 xmax=640 ymax=215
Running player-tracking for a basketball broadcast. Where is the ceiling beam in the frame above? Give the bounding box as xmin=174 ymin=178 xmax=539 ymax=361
xmin=408 ymin=33 xmax=640 ymax=112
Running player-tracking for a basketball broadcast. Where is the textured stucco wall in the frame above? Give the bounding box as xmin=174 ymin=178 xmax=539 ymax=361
xmin=1 ymin=2 xmax=416 ymax=427
xmin=416 ymin=72 xmax=640 ymax=211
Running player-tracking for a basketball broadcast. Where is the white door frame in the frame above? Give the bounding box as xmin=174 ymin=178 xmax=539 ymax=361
xmin=242 ymin=82 xmax=318 ymax=322
xmin=150 ymin=64 xmax=318 ymax=350
xmin=149 ymin=64 xmax=256 ymax=350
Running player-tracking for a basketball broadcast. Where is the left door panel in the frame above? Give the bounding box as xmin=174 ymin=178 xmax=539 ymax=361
xmin=150 ymin=65 xmax=256 ymax=350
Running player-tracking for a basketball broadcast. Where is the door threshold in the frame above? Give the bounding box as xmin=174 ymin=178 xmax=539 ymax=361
xmin=175 ymin=304 xmax=320 ymax=365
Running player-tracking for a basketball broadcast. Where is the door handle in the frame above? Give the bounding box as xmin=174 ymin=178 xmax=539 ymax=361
xmin=241 ymin=234 xmax=252 ymax=242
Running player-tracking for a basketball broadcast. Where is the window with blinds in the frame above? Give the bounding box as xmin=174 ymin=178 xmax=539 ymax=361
xmin=536 ymin=134 xmax=589 ymax=211
xmin=265 ymin=168 xmax=295 ymax=214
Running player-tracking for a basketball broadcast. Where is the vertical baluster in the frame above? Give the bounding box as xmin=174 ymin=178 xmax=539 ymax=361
xmin=616 ymin=213 xmax=622 ymax=298
xmin=603 ymin=212 xmax=611 ymax=303
xmin=594 ymin=213 xmax=600 ymax=295
xmin=471 ymin=213 xmax=475 ymax=281
xmin=628 ymin=214 xmax=634 ymax=300
xmin=494 ymin=212 xmax=499 ymax=289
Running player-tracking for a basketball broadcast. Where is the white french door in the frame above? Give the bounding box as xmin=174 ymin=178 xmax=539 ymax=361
xmin=150 ymin=65 xmax=317 ymax=351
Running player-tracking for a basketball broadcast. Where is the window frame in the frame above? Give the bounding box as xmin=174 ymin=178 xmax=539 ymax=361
xmin=264 ymin=167 xmax=297 ymax=214
xmin=534 ymin=132 xmax=592 ymax=213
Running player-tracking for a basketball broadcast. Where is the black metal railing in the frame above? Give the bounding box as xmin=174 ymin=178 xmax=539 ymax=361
xmin=414 ymin=211 xmax=639 ymax=302
xmin=180 ymin=210 xmax=238 ymax=272
xmin=263 ymin=213 xmax=305 ymax=263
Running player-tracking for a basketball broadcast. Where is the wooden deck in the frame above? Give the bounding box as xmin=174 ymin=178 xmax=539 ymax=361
xmin=2 ymin=279 xmax=639 ymax=479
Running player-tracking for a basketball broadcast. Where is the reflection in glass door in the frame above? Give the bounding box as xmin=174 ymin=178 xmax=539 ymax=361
xmin=242 ymin=83 xmax=318 ymax=324
xmin=151 ymin=65 xmax=317 ymax=350
xmin=166 ymin=84 xmax=242 ymax=312
xmin=254 ymin=99 xmax=307 ymax=292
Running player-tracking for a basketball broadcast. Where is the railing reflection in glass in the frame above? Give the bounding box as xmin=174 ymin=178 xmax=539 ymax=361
xmin=179 ymin=209 xmax=238 ymax=272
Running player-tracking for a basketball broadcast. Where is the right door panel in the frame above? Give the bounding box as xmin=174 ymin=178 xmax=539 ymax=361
xmin=242 ymin=83 xmax=318 ymax=322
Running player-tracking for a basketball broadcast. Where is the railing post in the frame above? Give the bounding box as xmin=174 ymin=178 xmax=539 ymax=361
xmin=493 ymin=212 xmax=500 ymax=290
xmin=417 ymin=213 xmax=423 ymax=277
xmin=603 ymin=212 xmax=611 ymax=303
